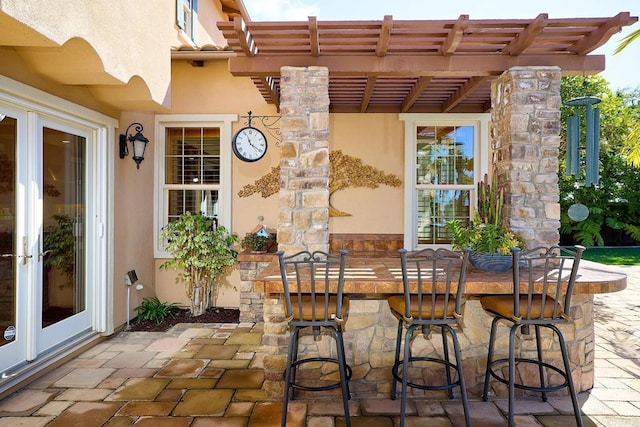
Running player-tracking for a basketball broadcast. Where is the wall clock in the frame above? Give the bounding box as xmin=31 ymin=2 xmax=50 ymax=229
xmin=232 ymin=126 xmax=268 ymax=162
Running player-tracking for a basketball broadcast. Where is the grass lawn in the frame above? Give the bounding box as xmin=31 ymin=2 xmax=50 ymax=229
xmin=581 ymin=246 xmax=640 ymax=265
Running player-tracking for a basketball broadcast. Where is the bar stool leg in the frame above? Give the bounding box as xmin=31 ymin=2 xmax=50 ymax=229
xmin=399 ymin=324 xmax=416 ymax=427
xmin=445 ymin=324 xmax=472 ymax=427
xmin=482 ymin=316 xmax=500 ymax=401
xmin=534 ymin=325 xmax=548 ymax=402
xmin=508 ymin=325 xmax=519 ymax=427
xmin=334 ymin=328 xmax=352 ymax=427
xmin=441 ymin=326 xmax=454 ymax=399
xmin=282 ymin=327 xmax=300 ymax=427
xmin=391 ymin=320 xmax=403 ymax=400
xmin=553 ymin=324 xmax=584 ymax=427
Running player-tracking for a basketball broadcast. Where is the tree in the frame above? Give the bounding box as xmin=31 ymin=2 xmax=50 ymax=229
xmin=559 ymin=75 xmax=640 ymax=246
xmin=615 ymin=29 xmax=640 ymax=166
xmin=160 ymin=212 xmax=239 ymax=317
xmin=238 ymin=149 xmax=402 ymax=216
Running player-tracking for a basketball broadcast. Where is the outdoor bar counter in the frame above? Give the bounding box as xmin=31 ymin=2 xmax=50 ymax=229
xmin=246 ymin=254 xmax=627 ymax=398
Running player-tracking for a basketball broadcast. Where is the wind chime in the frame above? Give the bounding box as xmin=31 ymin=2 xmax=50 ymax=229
xmin=565 ymin=96 xmax=601 ymax=187
xmin=564 ymin=96 xmax=601 ymax=222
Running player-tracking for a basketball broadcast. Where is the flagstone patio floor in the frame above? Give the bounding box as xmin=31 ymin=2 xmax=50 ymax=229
xmin=1 ymin=265 xmax=639 ymax=426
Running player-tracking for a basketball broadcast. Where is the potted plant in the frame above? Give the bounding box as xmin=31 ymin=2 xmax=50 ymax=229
xmin=446 ymin=171 xmax=525 ymax=271
xmin=160 ymin=212 xmax=239 ymax=317
xmin=241 ymin=232 xmax=271 ymax=253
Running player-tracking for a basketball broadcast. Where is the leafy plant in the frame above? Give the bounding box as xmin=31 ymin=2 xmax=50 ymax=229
xmin=447 ymin=214 xmax=524 ymax=255
xmin=160 ymin=212 xmax=239 ymax=317
xmin=446 ymin=170 xmax=525 ymax=255
xmin=241 ymin=233 xmax=271 ymax=252
xmin=135 ymin=296 xmax=179 ymax=324
xmin=43 ymin=214 xmax=76 ymax=278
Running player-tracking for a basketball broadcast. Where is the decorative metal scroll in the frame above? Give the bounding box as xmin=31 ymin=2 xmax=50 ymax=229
xmin=240 ymin=111 xmax=282 ymax=146
xmin=565 ymin=96 xmax=601 ymax=187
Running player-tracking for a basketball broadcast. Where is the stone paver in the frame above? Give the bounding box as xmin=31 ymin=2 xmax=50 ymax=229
xmin=0 ymin=267 xmax=639 ymax=425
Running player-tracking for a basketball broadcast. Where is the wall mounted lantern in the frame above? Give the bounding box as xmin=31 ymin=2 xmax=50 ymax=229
xmin=119 ymin=122 xmax=149 ymax=169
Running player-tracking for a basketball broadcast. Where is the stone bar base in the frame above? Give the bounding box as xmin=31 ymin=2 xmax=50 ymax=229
xmin=237 ymin=252 xmax=276 ymax=323
xmin=262 ymin=295 xmax=595 ymax=399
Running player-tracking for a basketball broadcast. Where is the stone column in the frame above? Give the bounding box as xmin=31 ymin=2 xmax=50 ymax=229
xmin=277 ymin=66 xmax=330 ymax=254
xmin=490 ymin=67 xmax=594 ymax=391
xmin=491 ymin=66 xmax=562 ymax=248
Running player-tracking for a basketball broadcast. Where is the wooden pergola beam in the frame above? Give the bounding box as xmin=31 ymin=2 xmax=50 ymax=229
xmin=401 ymin=76 xmax=432 ymax=112
xmin=233 ymin=17 xmax=256 ymax=57
xmin=257 ymin=76 xmax=280 ymax=109
xmin=376 ymin=15 xmax=393 ymax=57
xmin=439 ymin=15 xmax=468 ymax=55
xmin=569 ymin=12 xmax=635 ymax=55
xmin=502 ymin=13 xmax=548 ymax=56
xmin=360 ymin=76 xmax=377 ymax=112
xmin=442 ymin=76 xmax=489 ymax=113
xmin=228 ymin=54 xmax=606 ymax=76
xmin=309 ymin=16 xmax=319 ymax=57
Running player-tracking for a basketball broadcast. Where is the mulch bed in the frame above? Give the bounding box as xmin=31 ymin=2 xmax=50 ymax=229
xmin=127 ymin=307 xmax=240 ymax=332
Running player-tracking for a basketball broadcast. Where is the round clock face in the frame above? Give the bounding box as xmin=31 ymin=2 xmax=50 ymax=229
xmin=232 ymin=126 xmax=268 ymax=162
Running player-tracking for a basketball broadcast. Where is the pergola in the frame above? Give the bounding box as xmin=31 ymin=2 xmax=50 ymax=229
xmin=217 ymin=13 xmax=637 ymax=113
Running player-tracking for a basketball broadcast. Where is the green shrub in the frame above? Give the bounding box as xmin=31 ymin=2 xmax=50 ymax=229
xmin=135 ymin=296 xmax=179 ymax=324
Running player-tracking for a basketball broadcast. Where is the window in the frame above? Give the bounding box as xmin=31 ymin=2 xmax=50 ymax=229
xmin=176 ymin=0 xmax=198 ymax=43
xmin=155 ymin=115 xmax=235 ymax=257
xmin=400 ymin=114 xmax=490 ymax=250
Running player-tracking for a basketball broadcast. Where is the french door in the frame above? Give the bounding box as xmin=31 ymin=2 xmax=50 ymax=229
xmin=0 ymin=106 xmax=96 ymax=375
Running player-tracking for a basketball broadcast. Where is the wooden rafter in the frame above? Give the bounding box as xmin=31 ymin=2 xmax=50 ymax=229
xmin=376 ymin=15 xmax=393 ymax=57
xmin=401 ymin=76 xmax=432 ymax=112
xmin=502 ymin=13 xmax=548 ymax=56
xmin=361 ymin=76 xmax=377 ymax=112
xmin=309 ymin=16 xmax=319 ymax=57
xmin=215 ymin=12 xmax=638 ymax=113
xmin=442 ymin=76 xmax=489 ymax=112
xmin=233 ymin=17 xmax=256 ymax=57
xmin=569 ymin=12 xmax=632 ymax=55
xmin=439 ymin=15 xmax=468 ymax=56
xmin=257 ymin=76 xmax=280 ymax=109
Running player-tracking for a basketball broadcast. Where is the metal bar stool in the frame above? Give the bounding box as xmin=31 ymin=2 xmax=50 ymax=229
xmin=388 ymin=247 xmax=472 ymax=427
xmin=276 ymin=249 xmax=352 ymax=427
xmin=481 ymin=245 xmax=586 ymax=427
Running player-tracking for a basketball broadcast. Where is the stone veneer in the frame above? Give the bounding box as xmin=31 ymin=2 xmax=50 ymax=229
xmin=491 ymin=66 xmax=562 ymax=248
xmin=258 ymin=66 xmax=594 ymax=399
xmin=277 ymin=66 xmax=330 ymax=254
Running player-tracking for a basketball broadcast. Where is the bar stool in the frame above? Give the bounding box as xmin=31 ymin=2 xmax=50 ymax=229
xmin=388 ymin=247 xmax=472 ymax=427
xmin=481 ymin=245 xmax=586 ymax=427
xmin=276 ymin=249 xmax=352 ymax=427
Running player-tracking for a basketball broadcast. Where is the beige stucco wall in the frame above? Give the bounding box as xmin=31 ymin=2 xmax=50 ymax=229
xmin=152 ymin=63 xmax=408 ymax=310
xmin=329 ymin=113 xmax=405 ymax=234
xmin=0 ymin=0 xmax=174 ymax=109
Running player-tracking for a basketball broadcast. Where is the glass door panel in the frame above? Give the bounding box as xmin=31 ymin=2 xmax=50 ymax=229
xmin=42 ymin=127 xmax=86 ymax=328
xmin=0 ymin=115 xmax=17 ymax=348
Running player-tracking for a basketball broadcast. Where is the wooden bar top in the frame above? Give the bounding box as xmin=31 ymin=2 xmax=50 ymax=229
xmin=254 ymin=257 xmax=627 ymax=296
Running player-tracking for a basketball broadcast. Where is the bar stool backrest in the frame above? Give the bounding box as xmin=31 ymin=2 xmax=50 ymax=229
xmin=512 ymin=245 xmax=586 ymax=323
xmin=276 ymin=250 xmax=348 ymax=328
xmin=399 ymin=247 xmax=470 ymax=325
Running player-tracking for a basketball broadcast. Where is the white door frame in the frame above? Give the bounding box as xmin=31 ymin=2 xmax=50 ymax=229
xmin=0 ymin=75 xmax=115 ymax=377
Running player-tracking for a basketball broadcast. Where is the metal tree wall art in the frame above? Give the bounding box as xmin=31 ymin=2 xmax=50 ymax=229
xmin=238 ymin=150 xmax=402 ymax=217
xmin=565 ymin=96 xmax=601 ymax=187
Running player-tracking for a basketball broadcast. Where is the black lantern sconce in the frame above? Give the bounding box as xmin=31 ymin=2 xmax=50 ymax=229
xmin=119 ymin=122 xmax=149 ymax=169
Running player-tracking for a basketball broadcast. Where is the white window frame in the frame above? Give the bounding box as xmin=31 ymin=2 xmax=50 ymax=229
xmin=154 ymin=114 xmax=236 ymax=258
xmin=176 ymin=0 xmax=198 ymax=44
xmin=400 ymin=113 xmax=490 ymax=250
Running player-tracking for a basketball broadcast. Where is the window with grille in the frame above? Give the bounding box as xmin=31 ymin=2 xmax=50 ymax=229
xmin=401 ymin=114 xmax=490 ymax=249
xmin=155 ymin=115 xmax=235 ymax=257
xmin=176 ymin=0 xmax=198 ymax=43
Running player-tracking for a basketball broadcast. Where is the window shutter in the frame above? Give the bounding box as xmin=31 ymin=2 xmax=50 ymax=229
xmin=176 ymin=0 xmax=185 ymax=29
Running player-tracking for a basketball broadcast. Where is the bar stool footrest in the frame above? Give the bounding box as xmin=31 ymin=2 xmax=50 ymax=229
xmin=391 ymin=356 xmax=461 ymax=393
xmin=288 ymin=357 xmax=353 ymax=392
xmin=486 ymin=357 xmax=569 ymax=393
